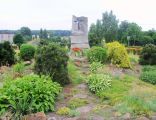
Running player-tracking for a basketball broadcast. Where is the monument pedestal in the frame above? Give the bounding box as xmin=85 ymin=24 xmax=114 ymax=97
xmin=70 ymin=35 xmax=90 ymax=48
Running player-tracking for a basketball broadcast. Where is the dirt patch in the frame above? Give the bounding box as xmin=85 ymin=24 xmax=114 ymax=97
xmin=0 ymin=66 xmax=10 ymax=74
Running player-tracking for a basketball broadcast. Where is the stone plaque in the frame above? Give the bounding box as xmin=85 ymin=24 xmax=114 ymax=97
xmin=71 ymin=15 xmax=90 ymax=49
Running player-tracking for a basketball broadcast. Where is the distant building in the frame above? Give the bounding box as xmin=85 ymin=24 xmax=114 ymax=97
xmin=0 ymin=34 xmax=14 ymax=43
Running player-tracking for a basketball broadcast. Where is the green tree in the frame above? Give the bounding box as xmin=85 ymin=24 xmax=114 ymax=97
xmin=140 ymin=36 xmax=154 ymax=45
xmin=102 ymin=11 xmax=118 ymax=42
xmin=144 ymin=29 xmax=156 ymax=37
xmin=51 ymin=36 xmax=61 ymax=43
xmin=43 ymin=29 xmax=48 ymax=39
xmin=0 ymin=41 xmax=15 ymax=66
xmin=39 ymin=28 xmax=43 ymax=39
xmin=49 ymin=32 xmax=54 ymax=38
xmin=152 ymin=33 xmax=156 ymax=45
xmin=88 ymin=20 xmax=103 ymax=47
xmin=127 ymin=23 xmax=142 ymax=46
xmin=118 ymin=21 xmax=129 ymax=44
xmin=20 ymin=27 xmax=32 ymax=41
xmin=13 ymin=34 xmax=24 ymax=47
xmin=89 ymin=23 xmax=97 ymax=47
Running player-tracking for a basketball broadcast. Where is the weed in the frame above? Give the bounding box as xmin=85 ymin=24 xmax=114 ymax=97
xmin=129 ymin=53 xmax=139 ymax=64
xmin=68 ymin=110 xmax=80 ymax=117
xmin=98 ymin=75 xmax=134 ymax=105
xmin=13 ymin=62 xmax=25 ymax=75
xmin=68 ymin=98 xmax=88 ymax=109
xmin=56 ymin=107 xmax=70 ymax=116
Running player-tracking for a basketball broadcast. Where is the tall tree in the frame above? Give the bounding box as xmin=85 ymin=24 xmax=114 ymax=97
xmin=127 ymin=23 xmax=142 ymax=46
xmin=43 ymin=29 xmax=48 ymax=39
xmin=144 ymin=29 xmax=156 ymax=37
xmin=39 ymin=28 xmax=43 ymax=39
xmin=88 ymin=20 xmax=103 ymax=47
xmin=20 ymin=27 xmax=32 ymax=41
xmin=152 ymin=33 xmax=156 ymax=45
xmin=118 ymin=21 xmax=129 ymax=43
xmin=102 ymin=11 xmax=118 ymax=42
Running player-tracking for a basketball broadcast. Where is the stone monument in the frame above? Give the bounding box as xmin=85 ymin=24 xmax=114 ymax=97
xmin=70 ymin=15 xmax=90 ymax=49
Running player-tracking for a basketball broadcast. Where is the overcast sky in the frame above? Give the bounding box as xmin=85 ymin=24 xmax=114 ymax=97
xmin=0 ymin=0 xmax=156 ymax=30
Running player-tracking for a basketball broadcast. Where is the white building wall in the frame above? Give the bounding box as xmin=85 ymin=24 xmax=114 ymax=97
xmin=0 ymin=34 xmax=14 ymax=43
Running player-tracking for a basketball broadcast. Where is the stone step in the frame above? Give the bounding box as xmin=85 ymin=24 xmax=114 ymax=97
xmin=73 ymin=58 xmax=88 ymax=62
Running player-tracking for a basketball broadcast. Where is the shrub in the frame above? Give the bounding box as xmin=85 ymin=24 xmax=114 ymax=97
xmin=142 ymin=65 xmax=156 ymax=72
xmin=140 ymin=70 xmax=156 ymax=85
xmin=0 ymin=74 xmax=61 ymax=119
xmin=87 ymin=74 xmax=112 ymax=93
xmin=141 ymin=36 xmax=154 ymax=46
xmin=87 ymin=46 xmax=107 ymax=63
xmin=13 ymin=62 xmax=25 ymax=74
xmin=139 ymin=44 xmax=156 ymax=65
xmin=56 ymin=107 xmax=71 ymax=115
xmin=129 ymin=53 xmax=139 ymax=64
xmin=90 ymin=62 xmax=103 ymax=73
xmin=13 ymin=34 xmax=24 ymax=48
xmin=20 ymin=44 xmax=35 ymax=61
xmin=34 ymin=43 xmax=69 ymax=85
xmin=106 ymin=41 xmax=131 ymax=68
xmin=0 ymin=41 xmax=15 ymax=66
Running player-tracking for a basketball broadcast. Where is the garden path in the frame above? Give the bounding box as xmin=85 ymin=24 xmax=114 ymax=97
xmin=47 ymin=57 xmax=123 ymax=120
xmin=47 ymin=57 xmax=102 ymax=120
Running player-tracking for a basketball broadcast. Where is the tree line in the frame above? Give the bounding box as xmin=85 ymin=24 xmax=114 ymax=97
xmin=89 ymin=11 xmax=156 ymax=47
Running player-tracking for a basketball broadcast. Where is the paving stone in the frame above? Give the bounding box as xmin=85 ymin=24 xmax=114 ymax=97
xmin=136 ymin=117 xmax=149 ymax=120
xmin=151 ymin=116 xmax=156 ymax=120
xmin=122 ymin=113 xmax=131 ymax=120
xmin=73 ymin=94 xmax=88 ymax=99
xmin=76 ymin=106 xmax=92 ymax=114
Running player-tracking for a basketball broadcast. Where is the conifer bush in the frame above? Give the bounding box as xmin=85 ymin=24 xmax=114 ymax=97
xmin=34 ymin=43 xmax=69 ymax=85
xmin=0 ymin=41 xmax=15 ymax=66
xmin=139 ymin=44 xmax=156 ymax=65
xmin=106 ymin=41 xmax=131 ymax=68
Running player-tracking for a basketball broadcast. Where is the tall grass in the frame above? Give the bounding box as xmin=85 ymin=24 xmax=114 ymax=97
xmin=68 ymin=60 xmax=84 ymax=84
xmin=129 ymin=53 xmax=139 ymax=64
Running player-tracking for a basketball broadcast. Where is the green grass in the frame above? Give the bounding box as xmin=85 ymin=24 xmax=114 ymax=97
xmin=115 ymin=95 xmax=156 ymax=116
xmin=142 ymin=65 xmax=156 ymax=72
xmin=98 ymin=75 xmax=134 ymax=105
xmin=100 ymin=73 xmax=156 ymax=116
xmin=68 ymin=110 xmax=80 ymax=117
xmin=68 ymin=98 xmax=89 ymax=109
xmin=140 ymin=65 xmax=156 ymax=85
xmin=68 ymin=60 xmax=84 ymax=84
xmin=0 ymin=62 xmax=33 ymax=85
